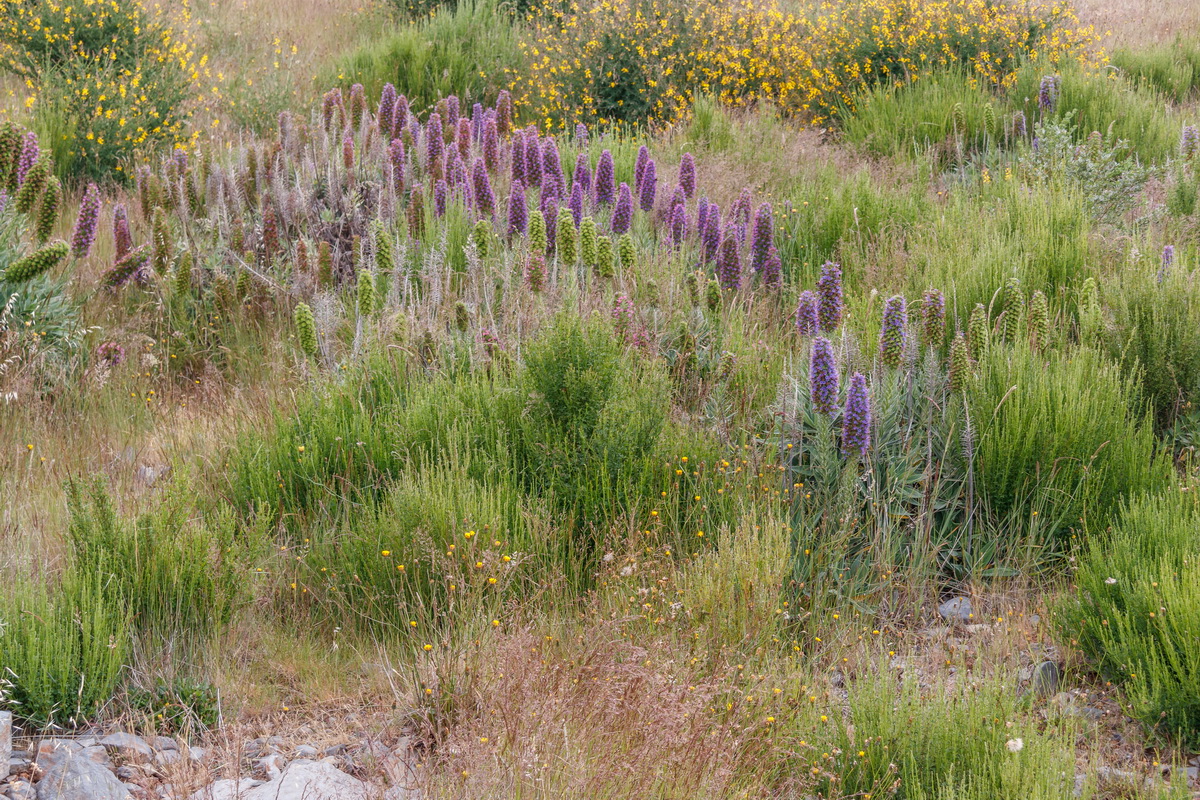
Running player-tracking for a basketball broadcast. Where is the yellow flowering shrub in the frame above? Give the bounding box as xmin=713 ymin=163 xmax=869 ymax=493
xmin=0 ymin=0 xmax=212 ymax=180
xmin=511 ymin=0 xmax=1104 ymax=130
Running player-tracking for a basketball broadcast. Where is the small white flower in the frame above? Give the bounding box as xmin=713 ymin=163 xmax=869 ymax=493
xmin=602 ymin=552 xmax=615 ymax=563
xmin=1105 ymin=577 xmax=1117 ymax=585
xmin=1006 ymin=738 xmax=1024 ymax=753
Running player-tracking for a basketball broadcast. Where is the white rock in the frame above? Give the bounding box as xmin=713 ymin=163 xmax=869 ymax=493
xmin=242 ymin=761 xmax=371 ymax=800
xmin=35 ymin=741 xmax=85 ymax=773
xmin=35 ymin=752 xmax=134 ymax=800
xmin=187 ymin=778 xmax=263 ymax=800
xmin=938 ymin=596 xmax=974 ymax=621
xmin=98 ymin=734 xmax=154 ymax=766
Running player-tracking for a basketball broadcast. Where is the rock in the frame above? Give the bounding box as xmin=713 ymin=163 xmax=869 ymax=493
xmin=98 ymin=735 xmax=153 ymax=766
xmin=188 ymin=748 xmax=206 ymax=763
xmin=113 ymin=767 xmax=140 ymax=782
xmin=79 ymin=749 xmax=111 ymax=770
xmin=252 ymin=755 xmax=285 ymax=781
xmin=1031 ymin=661 xmax=1061 ymax=698
xmin=383 ymin=787 xmax=417 ymax=800
xmin=242 ymin=739 xmax=283 ymax=759
xmin=187 ymin=779 xmax=263 ymax=800
xmin=938 ymin=597 xmax=973 ymax=622
xmin=6 ymin=778 xmax=36 ymax=800
xmin=35 ymin=741 xmax=85 ymax=773
xmin=292 ymin=746 xmax=318 ymax=760
xmin=35 ymin=752 xmax=134 ymax=800
xmin=152 ymin=750 xmax=181 ymax=768
xmin=147 ymin=739 xmax=176 ymax=754
xmin=242 ymin=762 xmax=370 ymax=800
xmin=1 ymin=712 xmax=11 ymax=775
xmin=320 ymin=746 xmax=345 ymax=758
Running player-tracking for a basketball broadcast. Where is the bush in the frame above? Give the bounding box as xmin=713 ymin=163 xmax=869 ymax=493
xmin=328 ymin=0 xmax=519 ymax=115
xmin=1113 ymin=38 xmax=1200 ymax=104
xmin=1056 ymin=490 xmax=1200 ymax=748
xmin=512 ymin=0 xmax=1101 ymax=129
xmin=0 ymin=569 xmax=130 ymax=727
xmin=0 ymin=0 xmax=205 ymax=181
xmin=66 ymin=478 xmax=262 ymax=650
xmin=970 ymin=342 xmax=1170 ymax=545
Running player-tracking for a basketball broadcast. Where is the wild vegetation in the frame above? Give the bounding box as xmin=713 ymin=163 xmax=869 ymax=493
xmin=2 ymin=0 xmax=1200 ymax=797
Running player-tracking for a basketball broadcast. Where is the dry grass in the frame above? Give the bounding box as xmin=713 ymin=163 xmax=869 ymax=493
xmin=1074 ymin=0 xmax=1200 ymax=47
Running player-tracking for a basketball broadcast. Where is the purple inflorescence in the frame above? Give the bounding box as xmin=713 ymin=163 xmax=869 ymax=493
xmin=482 ymin=116 xmax=500 ymax=170
xmin=98 ymin=341 xmax=125 ymax=365
xmin=750 ymin=201 xmax=773 ymax=277
xmin=1013 ymin=110 xmax=1027 ymax=139
xmin=507 ymin=179 xmax=528 ymax=241
xmin=716 ymin=226 xmax=741 ymax=290
xmin=678 ymin=152 xmax=696 ymax=199
xmin=394 ymin=95 xmax=410 ymax=136
xmin=761 ymin=246 xmax=782 ymax=289
xmin=572 ymin=152 xmax=591 ymax=195
xmin=541 ymin=189 xmax=559 ymax=254
xmin=1159 ymin=244 xmax=1175 ymax=283
xmin=795 ymin=291 xmax=819 ymax=336
xmin=472 ymin=102 xmax=484 ymax=141
xmin=446 ymin=95 xmax=460 ymax=130
xmin=71 ymin=182 xmax=101 ymax=258
xmin=568 ymin=181 xmax=584 ymax=228
xmin=697 ymin=197 xmax=709 ymax=239
xmin=1182 ymin=125 xmax=1200 ymax=160
xmin=842 ymin=372 xmax=871 ymax=457
xmin=379 ymin=84 xmax=397 ymax=136
xmin=473 ymin=158 xmax=496 ymax=216
xmin=634 ymin=145 xmax=650 ymax=195
xmin=434 ymin=179 xmax=447 ymax=217
xmin=388 ymin=139 xmax=406 ymax=193
xmin=669 ymin=201 xmax=686 ymax=246
xmin=879 ymin=295 xmax=908 ymax=367
xmin=17 ymin=131 xmax=38 ymax=185
xmin=817 ymin=261 xmax=843 ymax=333
xmin=810 ymin=336 xmax=839 ymax=415
xmin=594 ymin=149 xmax=615 ymax=206
xmin=732 ymin=188 xmax=752 ymax=245
xmin=510 ymin=134 xmax=526 ymax=184
xmin=611 ymin=182 xmax=634 ymax=235
xmin=1037 ymin=75 xmax=1060 ymax=114
xmin=639 ymin=159 xmax=657 ymax=212
xmin=702 ymin=202 xmax=721 ymax=263
xmin=524 ymin=127 xmax=542 ymax=187
xmin=456 ymin=117 xmax=472 ymax=159
xmin=426 ymin=112 xmax=444 ymax=172
xmin=113 ymin=204 xmax=133 ymax=261
xmin=670 ymin=185 xmax=685 ymax=215
xmin=575 ymin=122 xmax=588 ymax=145
xmin=542 ymin=137 xmax=564 ymax=193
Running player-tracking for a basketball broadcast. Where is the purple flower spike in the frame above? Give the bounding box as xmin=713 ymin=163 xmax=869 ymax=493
xmin=426 ymin=112 xmax=444 ymax=171
xmin=702 ymin=203 xmax=721 ymax=263
xmin=575 ymin=122 xmax=588 ymax=145
xmin=113 ymin=204 xmax=133 ymax=261
xmin=732 ymin=188 xmax=752 ymax=245
xmin=569 ymin=182 xmax=584 ymax=228
xmin=1159 ymin=244 xmax=1175 ymax=284
xmin=507 ymin=179 xmax=527 ymax=241
xmin=482 ymin=117 xmax=500 ymax=170
xmin=761 ymin=246 xmax=782 ymax=289
xmin=434 ymin=179 xmax=447 ymax=217
xmin=1037 ymin=75 xmax=1060 ymax=114
xmin=1182 ymin=125 xmax=1200 ymax=160
xmin=446 ymin=95 xmax=460 ymax=129
xmin=379 ymin=84 xmax=397 ymax=136
xmin=678 ymin=152 xmax=696 ymax=199
xmin=573 ymin=152 xmax=591 ymax=195
xmin=473 ymin=158 xmax=495 ymax=216
xmin=543 ymin=195 xmax=559 ymax=254
xmin=669 ymin=202 xmax=686 ymax=246
xmin=750 ymin=201 xmax=773 ymax=277
xmin=524 ymin=127 xmax=542 ymax=187
xmin=542 ymin=137 xmax=563 ymax=191
xmin=71 ymin=182 xmax=102 ymax=258
xmin=17 ymin=132 xmax=38 ymax=185
xmin=594 ymin=149 xmax=615 ymax=206
xmin=810 ymin=336 xmax=839 ymax=415
xmin=697 ymin=197 xmax=709 ymax=239
xmin=388 ymin=139 xmax=406 ymax=193
xmin=456 ymin=117 xmax=472 ymax=159
xmin=795 ymin=291 xmax=819 ymax=336
xmin=817 ymin=261 xmax=843 ymax=333
xmin=879 ymin=295 xmax=908 ymax=367
xmin=717 ymin=226 xmax=741 ymax=290
xmin=472 ymin=102 xmax=484 ymax=141
xmin=634 ymin=145 xmax=650 ymax=195
xmin=510 ymin=134 xmax=526 ymax=184
xmin=842 ymin=372 xmax=871 ymax=457
xmin=639 ymin=159 xmax=657 ymax=212
xmin=1013 ymin=110 xmax=1027 ymax=138
xmin=394 ymin=95 xmax=410 ymax=136
xmin=611 ymin=182 xmax=633 ymax=235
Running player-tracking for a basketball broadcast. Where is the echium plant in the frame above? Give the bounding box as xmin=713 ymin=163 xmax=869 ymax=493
xmin=817 ymin=261 xmax=843 ymax=332
xmin=809 ymin=336 xmax=838 ymax=415
xmin=795 ymin=291 xmax=819 ymax=336
xmin=920 ymin=289 xmax=944 ymax=348
xmin=750 ymin=201 xmax=773 ymax=278
xmin=610 ymin=183 xmax=633 ymax=235
xmin=678 ymin=152 xmax=696 ymax=199
xmin=842 ymin=372 xmax=871 ymax=457
xmin=879 ymin=295 xmax=907 ymax=367
xmin=594 ymin=149 xmax=615 ymax=206
xmin=716 ymin=227 xmax=741 ymax=290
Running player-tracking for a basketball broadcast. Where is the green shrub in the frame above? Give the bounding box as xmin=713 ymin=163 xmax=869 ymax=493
xmin=0 ymin=569 xmax=130 ymax=727
xmin=970 ymin=342 xmax=1170 ymax=545
xmin=1113 ymin=38 xmax=1200 ymax=104
xmin=327 ymin=0 xmax=519 ymax=114
xmin=66 ymin=478 xmax=262 ymax=650
xmin=1056 ymin=490 xmax=1200 ymax=748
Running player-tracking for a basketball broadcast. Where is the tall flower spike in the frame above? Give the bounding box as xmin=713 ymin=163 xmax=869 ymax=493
xmin=639 ymin=159 xmax=657 ymax=212
xmin=696 ymin=197 xmax=709 ymax=241
xmin=446 ymin=95 xmax=460 ymax=130
xmin=716 ymin=226 xmax=741 ymax=290
xmin=594 ymin=149 xmax=615 ymax=206
xmin=679 ymin=152 xmax=696 ymax=199
xmin=557 ymin=209 xmax=577 ymax=264
xmin=113 ymin=204 xmax=133 ymax=262
xmin=540 ymin=195 xmax=558 ymax=254
xmin=529 ymin=208 xmax=547 ymax=254
xmin=948 ymin=332 xmax=971 ymax=392
xmin=580 ymin=216 xmax=598 ymax=269
xmin=295 ymin=302 xmax=319 ymax=358
xmin=524 ymin=127 xmax=542 ymax=187
xmin=1159 ymin=244 xmax=1175 ymax=283
xmin=750 ymin=201 xmax=773 ymax=277
xmin=510 ymin=134 xmax=526 ymax=184
xmin=1037 ymin=75 xmax=1060 ymax=114
xmin=482 ymin=117 xmax=500 ymax=170
xmin=1028 ymin=290 xmax=1049 ymax=351
xmin=72 ymin=182 xmax=101 ymax=258
xmin=495 ymin=90 xmax=513 ymax=137
xmin=1182 ymin=125 xmax=1200 ymax=160
xmin=573 ymin=152 xmax=591 ymax=195
xmin=1012 ymin=110 xmax=1027 ymax=139
xmin=817 ymin=262 xmax=843 ymax=333
xmin=634 ymin=145 xmax=650 ymax=195
xmin=388 ymin=139 xmax=406 ymax=194
xmin=702 ymin=203 xmax=721 ymax=263
xmin=379 ymin=84 xmax=397 ymax=137
xmin=810 ymin=336 xmax=839 ymax=415
xmin=568 ymin=182 xmax=584 ymax=228
xmin=393 ymin=95 xmax=410 ymax=137
xmin=879 ymin=295 xmax=907 ymax=367
xmin=1002 ymin=275 xmax=1023 ymax=342
xmin=473 ymin=158 xmax=496 ymax=216
xmin=842 ymin=372 xmax=871 ymax=457
xmin=525 ymin=253 xmax=546 ymax=293
xmin=542 ymin=137 xmax=564 ymax=192
xmin=761 ymin=247 xmax=782 ymax=290
xmin=426 ymin=113 xmax=444 ymax=174
xmin=921 ymin=289 xmax=945 ymax=348
xmin=434 ymin=180 xmax=447 ymax=217
xmin=967 ymin=303 xmax=989 ymax=361
xmin=795 ymin=291 xmax=819 ymax=336
xmin=732 ymin=188 xmax=752 ymax=245
xmin=456 ymin=117 xmax=472 ymax=160
xmin=506 ymin=179 xmax=527 ymax=241
xmin=669 ymin=202 xmax=686 ymax=247
xmin=611 ymin=182 xmax=633 ymax=235
xmin=16 ymin=131 xmax=38 ymax=186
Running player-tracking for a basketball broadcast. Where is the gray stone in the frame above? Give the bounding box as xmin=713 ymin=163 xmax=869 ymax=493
xmin=1 ymin=712 xmax=11 ymax=776
xmin=938 ymin=596 xmax=973 ymax=621
xmin=1031 ymin=661 xmax=1061 ymax=698
xmin=292 ymin=746 xmax=318 ymax=760
xmin=113 ymin=767 xmax=139 ymax=782
xmin=252 ymin=755 xmax=285 ymax=781
xmin=147 ymin=739 xmax=176 ymax=754
xmin=242 ymin=762 xmax=370 ymax=800
xmin=6 ymin=778 xmax=36 ymax=800
xmin=152 ymin=750 xmax=181 ymax=768
xmin=35 ymin=752 xmax=134 ymax=800
xmin=98 ymin=735 xmax=153 ymax=766
xmin=320 ymin=745 xmax=345 ymax=758
xmin=188 ymin=748 xmax=206 ymax=763
xmin=186 ymin=779 xmax=262 ymax=800
xmin=35 ymin=742 xmax=85 ymax=773
xmin=383 ymin=787 xmax=418 ymax=800
xmin=241 ymin=739 xmax=283 ymax=759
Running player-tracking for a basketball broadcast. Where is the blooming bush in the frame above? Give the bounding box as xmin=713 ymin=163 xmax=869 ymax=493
xmin=0 ymin=0 xmax=209 ymax=180
xmin=511 ymin=0 xmax=1103 ymax=129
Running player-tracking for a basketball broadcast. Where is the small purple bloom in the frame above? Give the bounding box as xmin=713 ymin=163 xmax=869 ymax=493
xmin=716 ymin=226 xmax=741 ymax=290
xmin=1182 ymin=125 xmax=1200 ymax=160
xmin=678 ymin=152 xmax=696 ymax=199
xmin=611 ymin=182 xmax=633 ymax=235
xmin=842 ymin=372 xmax=871 ymax=457
xmin=795 ymin=290 xmax=819 ymax=336
xmin=1159 ymin=244 xmax=1175 ymax=283
xmin=71 ymin=182 xmax=101 ymax=258
xmin=507 ymin=179 xmax=527 ymax=241
xmin=594 ymin=149 xmax=615 ymax=206
xmin=817 ymin=262 xmax=843 ymax=333
xmin=639 ymin=159 xmax=657 ymax=212
xmin=1037 ymin=75 xmax=1060 ymax=114
xmin=810 ymin=336 xmax=838 ymax=415
xmin=568 ymin=181 xmax=584 ymax=228
xmin=473 ymin=158 xmax=496 ymax=216
xmin=572 ymin=152 xmax=591 ymax=195
xmin=97 ymin=341 xmax=125 ymax=365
